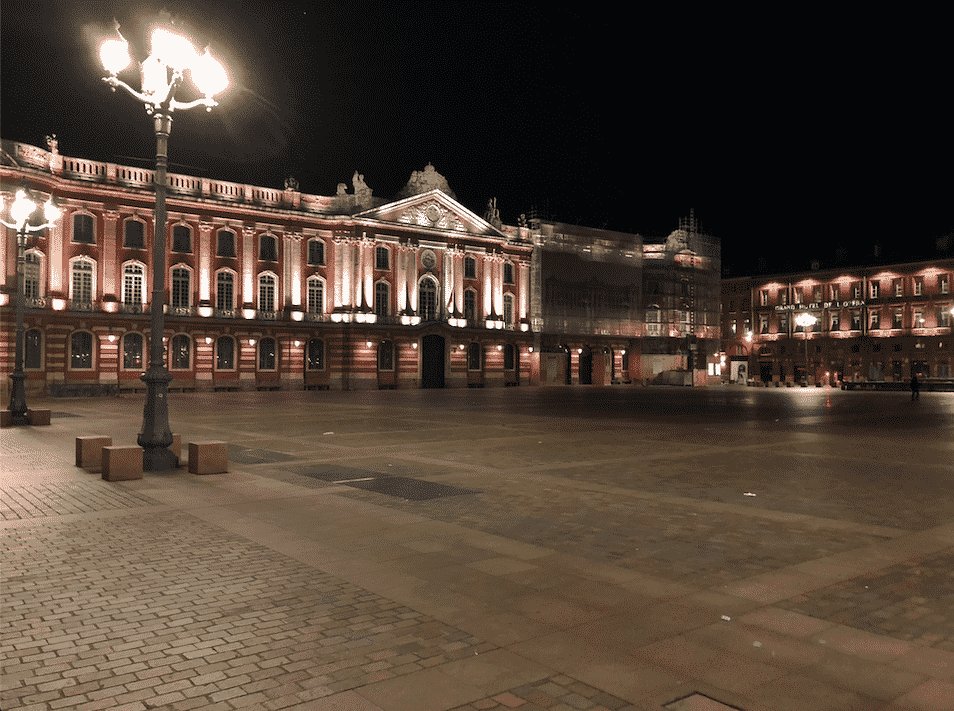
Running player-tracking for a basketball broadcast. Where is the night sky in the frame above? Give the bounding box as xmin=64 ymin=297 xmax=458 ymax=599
xmin=2 ymin=2 xmax=952 ymax=275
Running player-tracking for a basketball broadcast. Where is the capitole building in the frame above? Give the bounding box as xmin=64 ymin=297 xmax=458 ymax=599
xmin=1 ymin=137 xmax=721 ymax=397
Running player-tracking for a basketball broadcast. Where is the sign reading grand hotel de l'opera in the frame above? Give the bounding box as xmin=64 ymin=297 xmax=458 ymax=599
xmin=774 ymin=299 xmax=866 ymax=312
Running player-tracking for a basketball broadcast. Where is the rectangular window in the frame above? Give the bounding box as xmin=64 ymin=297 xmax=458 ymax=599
xmin=464 ymin=257 xmax=476 ymax=279
xmin=793 ymin=289 xmax=802 ymax=305
xmin=870 ymin=310 xmax=880 ymax=329
xmin=940 ymin=308 xmax=951 ymax=328
xmin=216 ymin=273 xmax=233 ymax=311
xmin=914 ymin=309 xmax=924 ymax=328
xmin=760 ymin=290 xmax=768 ymax=307
xmin=830 ymin=313 xmax=840 ymax=331
xmin=779 ymin=315 xmax=788 ymax=334
xmin=308 ymin=280 xmax=323 ymax=314
xmin=870 ymin=282 xmax=879 ymax=299
xmin=308 ymin=240 xmax=324 ymax=265
xmin=374 ymin=282 xmax=389 ymax=318
xmin=914 ymin=279 xmax=923 ymax=296
xmin=760 ymin=316 xmax=768 ymax=334
xmin=124 ymin=221 xmax=145 ymax=249
xmin=830 ymin=285 xmax=840 ymax=301
xmin=813 ymin=286 xmax=822 ymax=302
xmin=172 ymin=225 xmax=191 ymax=253
xmin=375 ymin=246 xmax=389 ymax=270
xmin=895 ymin=279 xmax=903 ymax=297
xmin=72 ymin=262 xmax=93 ymax=303
xmin=941 ymin=276 xmax=950 ymax=295
xmin=851 ymin=311 xmax=861 ymax=330
xmin=73 ymin=214 xmax=95 ymax=244
xmin=780 ymin=291 xmax=788 ymax=305
xmin=259 ymin=277 xmax=275 ymax=312
xmin=894 ymin=310 xmax=904 ymax=328
xmin=853 ymin=284 xmax=861 ymax=299
xmin=217 ymin=230 xmax=236 ymax=258
xmin=171 ymin=269 xmax=190 ymax=309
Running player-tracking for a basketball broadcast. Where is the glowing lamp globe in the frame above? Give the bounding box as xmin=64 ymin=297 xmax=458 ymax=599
xmin=191 ymin=48 xmax=228 ymax=98
xmin=150 ymin=28 xmax=197 ymax=71
xmin=100 ymin=39 xmax=131 ymax=75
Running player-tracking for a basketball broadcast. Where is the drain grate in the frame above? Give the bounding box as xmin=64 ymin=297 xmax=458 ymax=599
xmin=227 ymin=446 xmax=298 ymax=465
xmin=346 ymin=476 xmax=479 ymax=501
xmin=664 ymin=693 xmax=745 ymax=711
xmin=285 ymin=464 xmax=380 ymax=482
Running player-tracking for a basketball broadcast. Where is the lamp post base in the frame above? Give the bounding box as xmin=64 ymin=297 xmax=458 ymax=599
xmin=137 ymin=366 xmax=177 ymax=472
xmin=8 ymin=371 xmax=28 ymax=426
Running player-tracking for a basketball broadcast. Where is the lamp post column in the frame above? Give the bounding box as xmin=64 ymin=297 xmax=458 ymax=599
xmin=8 ymin=228 xmax=29 ymax=424
xmin=137 ymin=112 xmax=176 ymax=471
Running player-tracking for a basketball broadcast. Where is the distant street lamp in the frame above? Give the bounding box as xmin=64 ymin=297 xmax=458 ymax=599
xmin=1 ymin=188 xmax=61 ymax=424
xmin=100 ymin=17 xmax=228 ymax=470
xmin=795 ymin=312 xmax=817 ymax=386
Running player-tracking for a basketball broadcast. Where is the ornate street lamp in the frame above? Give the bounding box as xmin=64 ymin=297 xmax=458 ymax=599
xmin=1 ymin=188 xmax=61 ymax=424
xmin=99 ymin=17 xmax=228 ymax=470
xmin=795 ymin=312 xmax=817 ymax=386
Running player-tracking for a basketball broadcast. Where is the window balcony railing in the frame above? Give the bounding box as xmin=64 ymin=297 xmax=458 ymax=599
xmin=213 ymin=308 xmax=236 ymax=319
xmin=257 ymin=310 xmax=280 ymax=320
xmin=120 ymin=303 xmax=144 ymax=314
xmin=70 ymin=299 xmax=95 ymax=311
xmin=168 ymin=306 xmax=193 ymax=317
xmin=25 ymin=296 xmax=48 ymax=309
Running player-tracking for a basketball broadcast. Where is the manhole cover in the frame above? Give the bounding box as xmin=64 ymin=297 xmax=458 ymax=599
xmin=227 ymin=447 xmax=297 ymax=464
xmin=346 ymin=476 xmax=479 ymax=501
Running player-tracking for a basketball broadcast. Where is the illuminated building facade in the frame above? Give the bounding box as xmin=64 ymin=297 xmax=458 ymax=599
xmin=1 ymin=138 xmax=721 ymax=395
xmin=722 ymin=260 xmax=954 ymax=385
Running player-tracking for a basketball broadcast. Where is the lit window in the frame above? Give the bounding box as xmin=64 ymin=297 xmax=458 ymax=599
xmin=939 ymin=308 xmax=951 ymax=328
xmin=71 ymin=260 xmax=93 ymax=304
xmin=375 ymin=246 xmax=390 ymax=270
xmin=258 ymin=337 xmax=276 ymax=371
xmin=870 ymin=282 xmax=879 ymax=299
xmin=895 ymin=280 xmax=903 ymax=297
xmin=71 ymin=332 xmax=94 ymax=369
xmin=307 ymin=339 xmax=325 ymax=370
xmin=171 ymin=334 xmax=191 ymax=370
xmin=851 ymin=311 xmax=861 ymax=330
xmin=307 ymin=277 xmax=323 ymax=314
xmin=503 ymin=294 xmax=514 ymax=326
xmin=914 ymin=279 xmax=923 ymax=296
xmin=830 ymin=285 xmax=840 ymax=300
xmin=374 ymin=282 xmax=389 ymax=318
xmin=870 ymin=310 xmax=880 ymax=329
xmin=760 ymin=291 xmax=768 ymax=306
xmin=216 ymin=337 xmax=235 ymax=370
xmin=941 ymin=276 xmax=949 ymax=295
xmin=258 ymin=274 xmax=276 ymax=312
xmin=419 ymin=279 xmax=437 ymax=321
xmin=830 ymin=313 xmax=840 ymax=331
xmin=24 ymin=254 xmax=41 ymax=300
xmin=123 ymin=332 xmax=143 ymax=369
xmin=171 ymin=268 xmax=190 ymax=309
xmin=894 ymin=310 xmax=903 ymax=328
xmin=216 ymin=272 xmax=234 ymax=311
xmin=123 ymin=264 xmax=143 ymax=306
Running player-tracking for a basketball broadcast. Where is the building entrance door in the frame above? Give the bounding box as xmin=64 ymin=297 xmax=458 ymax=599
xmin=421 ymin=334 xmax=445 ymax=388
xmin=579 ymin=347 xmax=593 ymax=384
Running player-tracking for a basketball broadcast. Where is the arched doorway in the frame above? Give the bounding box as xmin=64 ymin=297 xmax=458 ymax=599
xmin=421 ymin=334 xmax=445 ymax=388
xmin=579 ymin=346 xmax=593 ymax=384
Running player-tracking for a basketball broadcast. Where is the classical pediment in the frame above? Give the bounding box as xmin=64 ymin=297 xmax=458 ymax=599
xmin=354 ymin=190 xmax=506 ymax=238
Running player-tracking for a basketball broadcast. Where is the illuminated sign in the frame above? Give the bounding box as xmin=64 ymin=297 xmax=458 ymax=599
xmin=775 ymin=300 xmax=864 ymax=312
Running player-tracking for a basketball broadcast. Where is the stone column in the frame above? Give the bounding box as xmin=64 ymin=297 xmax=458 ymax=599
xmin=241 ymin=226 xmax=256 ymax=308
xmin=102 ymin=209 xmax=119 ymax=301
xmin=198 ymin=221 xmax=213 ymax=306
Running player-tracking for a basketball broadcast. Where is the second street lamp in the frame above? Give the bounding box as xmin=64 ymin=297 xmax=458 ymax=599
xmin=100 ymin=16 xmax=228 ymax=470
xmin=1 ymin=188 xmax=61 ymax=425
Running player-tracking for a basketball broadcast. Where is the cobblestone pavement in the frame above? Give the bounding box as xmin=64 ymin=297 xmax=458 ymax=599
xmin=333 ymin=480 xmax=895 ymax=589
xmin=1 ymin=510 xmax=493 ymax=711
xmin=776 ymin=548 xmax=954 ymax=651
xmin=3 ymin=387 xmax=954 ymax=711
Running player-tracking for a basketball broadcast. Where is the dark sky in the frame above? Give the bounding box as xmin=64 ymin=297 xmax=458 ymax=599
xmin=2 ymin=2 xmax=952 ymax=275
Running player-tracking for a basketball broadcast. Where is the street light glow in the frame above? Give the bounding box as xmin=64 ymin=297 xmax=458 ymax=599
xmin=99 ymin=38 xmax=130 ymax=75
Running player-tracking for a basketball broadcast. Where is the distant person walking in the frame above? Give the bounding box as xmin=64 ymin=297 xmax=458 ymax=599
xmin=911 ymin=374 xmax=920 ymax=400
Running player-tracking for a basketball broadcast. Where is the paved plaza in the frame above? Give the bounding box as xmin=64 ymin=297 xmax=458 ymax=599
xmin=2 ymin=385 xmax=954 ymax=711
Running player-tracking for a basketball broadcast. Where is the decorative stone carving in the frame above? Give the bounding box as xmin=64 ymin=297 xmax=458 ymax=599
xmin=665 ymin=229 xmax=690 ymax=252
xmin=484 ymin=198 xmax=502 ymax=230
xmin=284 ymin=176 xmax=299 ymax=191
xmin=397 ymin=163 xmax=456 ymax=200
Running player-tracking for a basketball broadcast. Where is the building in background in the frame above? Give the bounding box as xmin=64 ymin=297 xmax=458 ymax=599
xmin=722 ymin=260 xmax=954 ymax=386
xmin=1 ymin=138 xmax=721 ymax=396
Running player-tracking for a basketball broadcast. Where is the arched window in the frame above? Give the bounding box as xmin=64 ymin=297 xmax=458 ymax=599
xmin=123 ymin=332 xmax=144 ymax=369
xmin=468 ymin=342 xmax=482 ymax=371
xmin=71 ymin=259 xmax=94 ymax=305
xmin=258 ymin=274 xmax=276 ymax=312
xmin=70 ymin=331 xmax=94 ymax=369
xmin=419 ymin=279 xmax=437 ymax=321
xmin=216 ymin=271 xmax=234 ymax=311
xmin=464 ymin=290 xmax=477 ymax=321
xmin=171 ymin=267 xmax=191 ymax=309
xmin=216 ymin=336 xmax=235 ymax=370
xmin=124 ymin=220 xmax=145 ymax=249
xmin=503 ymin=262 xmax=514 ymax=284
xmin=307 ymin=239 xmax=325 ymax=266
xmin=307 ymin=339 xmax=324 ymax=370
xmin=72 ymin=213 xmax=94 ymax=244
xmin=217 ymin=229 xmax=236 ymax=258
xmin=259 ymin=233 xmax=277 ymax=261
xmin=25 ymin=329 xmax=42 ymax=369
xmin=307 ymin=277 xmax=323 ymax=314
xmin=172 ymin=224 xmax=191 ymax=253
xmin=24 ymin=253 xmax=41 ymax=300
xmin=374 ymin=281 xmax=389 ymax=318
xmin=171 ymin=334 xmax=191 ymax=370
xmin=123 ymin=263 xmax=144 ymax=306
xmin=258 ymin=337 xmax=277 ymax=371
xmin=377 ymin=340 xmax=394 ymax=371
xmin=464 ymin=256 xmax=476 ymax=279
xmin=503 ymin=293 xmax=514 ymax=327
xmin=375 ymin=245 xmax=390 ymax=270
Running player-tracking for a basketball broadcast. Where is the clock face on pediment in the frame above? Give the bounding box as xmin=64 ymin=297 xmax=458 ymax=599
xmin=353 ymin=190 xmax=504 ymax=238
